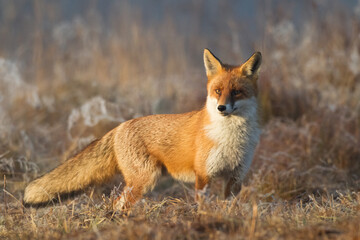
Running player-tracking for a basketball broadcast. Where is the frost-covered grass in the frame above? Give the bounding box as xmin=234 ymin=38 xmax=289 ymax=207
xmin=1 ymin=1 xmax=360 ymax=239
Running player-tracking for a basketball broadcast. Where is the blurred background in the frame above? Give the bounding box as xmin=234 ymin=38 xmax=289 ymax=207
xmin=0 ymin=0 xmax=359 ymax=200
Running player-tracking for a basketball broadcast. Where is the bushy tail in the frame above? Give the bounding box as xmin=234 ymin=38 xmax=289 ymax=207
xmin=24 ymin=130 xmax=118 ymax=205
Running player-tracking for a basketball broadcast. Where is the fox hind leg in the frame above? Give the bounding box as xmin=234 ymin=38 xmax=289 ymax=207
xmin=113 ymin=157 xmax=162 ymax=211
xmin=113 ymin=185 xmax=144 ymax=210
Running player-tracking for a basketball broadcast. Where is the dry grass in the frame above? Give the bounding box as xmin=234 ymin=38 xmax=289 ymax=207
xmin=1 ymin=1 xmax=360 ymax=239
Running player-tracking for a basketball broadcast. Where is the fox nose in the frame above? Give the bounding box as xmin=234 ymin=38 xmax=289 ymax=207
xmin=217 ymin=105 xmax=226 ymax=112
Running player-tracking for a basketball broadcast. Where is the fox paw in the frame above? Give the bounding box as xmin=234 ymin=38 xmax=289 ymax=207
xmin=195 ymin=185 xmax=210 ymax=202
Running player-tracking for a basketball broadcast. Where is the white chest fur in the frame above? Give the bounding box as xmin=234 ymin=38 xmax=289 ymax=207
xmin=205 ymin=97 xmax=261 ymax=179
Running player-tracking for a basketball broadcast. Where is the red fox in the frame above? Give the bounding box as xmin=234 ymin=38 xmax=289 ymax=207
xmin=24 ymin=49 xmax=262 ymax=209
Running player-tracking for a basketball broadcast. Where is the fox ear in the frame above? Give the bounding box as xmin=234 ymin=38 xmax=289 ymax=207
xmin=241 ymin=52 xmax=262 ymax=76
xmin=204 ymin=49 xmax=222 ymax=77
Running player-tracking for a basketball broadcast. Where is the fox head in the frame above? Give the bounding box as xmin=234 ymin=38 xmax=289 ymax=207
xmin=204 ymin=49 xmax=262 ymax=118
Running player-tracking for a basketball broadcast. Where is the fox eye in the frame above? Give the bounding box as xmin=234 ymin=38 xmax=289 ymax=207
xmin=232 ymin=89 xmax=243 ymax=96
xmin=215 ymin=89 xmax=221 ymax=95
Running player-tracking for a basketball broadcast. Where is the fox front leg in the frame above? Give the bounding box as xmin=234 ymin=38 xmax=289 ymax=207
xmin=195 ymin=174 xmax=209 ymax=201
xmin=224 ymin=177 xmax=242 ymax=199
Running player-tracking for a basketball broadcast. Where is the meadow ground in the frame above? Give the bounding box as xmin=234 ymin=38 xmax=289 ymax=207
xmin=0 ymin=1 xmax=360 ymax=239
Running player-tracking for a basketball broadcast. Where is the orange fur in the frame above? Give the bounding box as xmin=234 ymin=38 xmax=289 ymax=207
xmin=23 ymin=49 xmax=262 ymax=210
